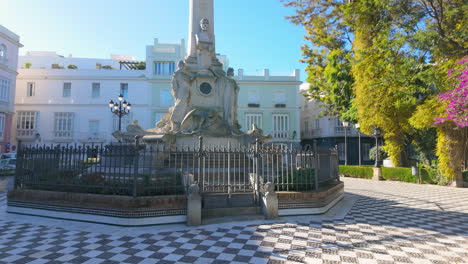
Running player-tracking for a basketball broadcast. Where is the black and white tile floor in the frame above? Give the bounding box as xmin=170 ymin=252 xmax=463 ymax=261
xmin=0 ymin=178 xmax=467 ymax=264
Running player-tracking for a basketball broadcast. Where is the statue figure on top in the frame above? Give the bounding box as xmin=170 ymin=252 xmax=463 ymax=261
xmin=195 ymin=18 xmax=215 ymax=70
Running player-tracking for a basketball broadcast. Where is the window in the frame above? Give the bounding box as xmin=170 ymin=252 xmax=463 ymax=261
xmin=275 ymin=91 xmax=286 ymax=104
xmin=120 ymin=83 xmax=128 ymax=98
xmin=315 ymin=119 xmax=320 ymax=129
xmin=304 ymin=120 xmax=309 ymax=134
xmin=0 ymin=77 xmax=9 ymax=102
xmin=92 ymin=83 xmax=100 ymax=98
xmin=112 ymin=113 xmax=132 ymax=131
xmin=0 ymin=44 xmax=6 ymax=64
xmin=245 ymin=114 xmax=262 ymax=131
xmin=248 ymin=90 xmax=259 ymax=104
xmin=272 ymin=114 xmax=289 ymax=139
xmin=16 ymin=111 xmax=38 ymax=137
xmin=89 ymin=120 xmax=100 ymax=138
xmin=26 ymin=82 xmax=35 ymax=97
xmin=63 ymin=83 xmax=71 ymax=97
xmin=155 ymin=113 xmax=166 ymax=126
xmin=362 ymin=143 xmax=371 ymax=160
xmin=154 ymin=61 xmax=176 ymax=75
xmin=160 ymin=90 xmax=172 ymax=107
xmin=338 ymin=143 xmax=345 ymax=161
xmin=0 ymin=114 xmax=5 ymax=140
xmin=54 ymin=112 xmax=74 ymax=138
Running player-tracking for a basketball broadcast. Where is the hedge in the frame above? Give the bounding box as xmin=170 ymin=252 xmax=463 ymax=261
xmin=381 ymin=167 xmax=416 ymax=183
xmin=339 ymin=165 xmax=373 ymax=179
xmin=339 ymin=165 xmax=437 ymax=184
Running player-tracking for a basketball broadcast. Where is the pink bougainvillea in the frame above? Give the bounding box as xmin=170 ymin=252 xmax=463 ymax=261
xmin=434 ymin=57 xmax=468 ymax=128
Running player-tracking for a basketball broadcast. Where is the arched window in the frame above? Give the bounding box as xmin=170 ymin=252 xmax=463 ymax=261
xmin=0 ymin=44 xmax=6 ymax=63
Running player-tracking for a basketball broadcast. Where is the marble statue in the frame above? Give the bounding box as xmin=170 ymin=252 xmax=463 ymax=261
xmin=195 ymin=18 xmax=214 ymax=70
xmin=225 ymin=68 xmax=241 ymax=133
xmin=170 ymin=61 xmax=194 ymax=130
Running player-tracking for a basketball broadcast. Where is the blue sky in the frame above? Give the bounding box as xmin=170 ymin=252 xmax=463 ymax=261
xmin=1 ymin=0 xmax=306 ymax=78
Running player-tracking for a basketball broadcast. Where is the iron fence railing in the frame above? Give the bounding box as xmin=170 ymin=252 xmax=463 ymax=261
xmin=14 ymin=137 xmax=339 ymax=197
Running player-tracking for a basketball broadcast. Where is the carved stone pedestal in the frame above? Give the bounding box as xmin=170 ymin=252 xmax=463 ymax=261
xmin=261 ymin=182 xmax=278 ymax=220
xmin=187 ymin=184 xmax=202 ymax=226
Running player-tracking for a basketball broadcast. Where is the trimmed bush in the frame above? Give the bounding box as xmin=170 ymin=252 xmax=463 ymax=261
xmin=339 ymin=165 xmax=373 ymax=179
xmin=463 ymin=171 xmax=468 ymax=182
xmin=381 ymin=167 xmax=417 ymax=183
xmin=419 ymin=168 xmax=437 ymax=184
xmin=340 ymin=165 xmax=430 ymax=184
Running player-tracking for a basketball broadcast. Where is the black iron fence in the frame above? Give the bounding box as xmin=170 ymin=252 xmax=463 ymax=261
xmin=14 ymin=138 xmax=339 ymax=197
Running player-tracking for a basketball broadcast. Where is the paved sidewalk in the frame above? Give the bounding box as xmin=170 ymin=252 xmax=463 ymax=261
xmin=0 ymin=178 xmax=467 ymax=263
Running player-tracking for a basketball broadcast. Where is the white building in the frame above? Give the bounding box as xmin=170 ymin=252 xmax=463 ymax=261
xmin=14 ymin=39 xmax=301 ymax=146
xmin=0 ymin=25 xmax=22 ymax=152
xmin=299 ymin=83 xmax=374 ymax=164
xmin=16 ymin=52 xmax=148 ymax=144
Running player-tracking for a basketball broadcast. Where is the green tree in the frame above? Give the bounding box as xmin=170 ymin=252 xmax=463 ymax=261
xmin=284 ymin=0 xmax=356 ymax=121
xmin=284 ymin=0 xmax=467 ymax=179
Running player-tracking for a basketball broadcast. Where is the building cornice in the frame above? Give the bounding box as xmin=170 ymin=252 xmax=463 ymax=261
xmin=17 ymin=75 xmax=147 ymax=81
xmin=0 ymin=31 xmax=23 ymax=48
xmin=239 ymin=107 xmax=299 ymax=111
xmin=15 ymin=103 xmax=149 ymax=107
xmin=0 ymin=64 xmax=18 ymax=75
xmin=237 ymin=81 xmax=302 ymax=85
xmin=147 ymin=79 xmax=301 ymax=85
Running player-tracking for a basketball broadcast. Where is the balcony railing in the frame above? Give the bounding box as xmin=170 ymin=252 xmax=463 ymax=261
xmin=274 ymin=103 xmax=286 ymax=108
xmin=272 ymin=130 xmax=289 ymax=139
xmin=78 ymin=132 xmax=109 ymax=142
xmin=335 ymin=127 xmax=351 ymax=133
xmin=16 ymin=129 xmax=38 ymax=140
xmin=53 ymin=131 xmax=74 ymax=142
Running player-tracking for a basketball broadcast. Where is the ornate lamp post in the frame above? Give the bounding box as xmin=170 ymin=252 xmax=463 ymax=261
xmin=355 ymin=123 xmax=361 ymax=166
xmin=373 ymin=126 xmax=382 ymax=168
xmin=108 ymin=94 xmax=131 ymax=132
xmin=342 ymin=121 xmax=350 ymax=165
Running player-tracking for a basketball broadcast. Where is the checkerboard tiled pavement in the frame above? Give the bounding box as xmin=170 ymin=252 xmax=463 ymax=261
xmin=0 ymin=178 xmax=467 ymax=264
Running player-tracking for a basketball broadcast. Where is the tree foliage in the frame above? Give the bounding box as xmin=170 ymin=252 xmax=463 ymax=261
xmin=284 ymin=0 xmax=467 ymax=173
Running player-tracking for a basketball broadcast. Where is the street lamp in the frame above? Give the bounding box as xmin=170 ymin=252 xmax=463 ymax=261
xmin=342 ymin=121 xmax=350 ymax=165
xmin=109 ymin=93 xmax=131 ymax=132
xmin=355 ymin=123 xmax=361 ymax=166
xmin=373 ymin=126 xmax=382 ymax=168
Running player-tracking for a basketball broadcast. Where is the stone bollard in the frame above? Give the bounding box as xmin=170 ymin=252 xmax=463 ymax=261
xmin=373 ymin=167 xmax=383 ymax=181
xmin=262 ymin=182 xmax=278 ymax=220
xmin=186 ymin=183 xmax=202 ymax=226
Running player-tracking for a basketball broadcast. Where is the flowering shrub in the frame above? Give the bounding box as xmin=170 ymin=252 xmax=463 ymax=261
xmin=435 ymin=57 xmax=468 ymax=127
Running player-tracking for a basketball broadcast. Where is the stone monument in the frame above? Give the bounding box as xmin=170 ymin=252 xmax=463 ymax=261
xmin=117 ymin=0 xmax=270 ymax=147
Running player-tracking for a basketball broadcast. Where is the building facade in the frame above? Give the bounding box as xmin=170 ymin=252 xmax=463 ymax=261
xmin=14 ymin=39 xmax=301 ymax=146
xmin=0 ymin=25 xmax=22 ymax=153
xmin=16 ymin=52 xmax=149 ymax=145
xmin=299 ymin=83 xmax=375 ymax=165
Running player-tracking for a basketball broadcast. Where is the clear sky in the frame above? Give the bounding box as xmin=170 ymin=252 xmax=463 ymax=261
xmin=1 ymin=0 xmax=307 ymax=78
